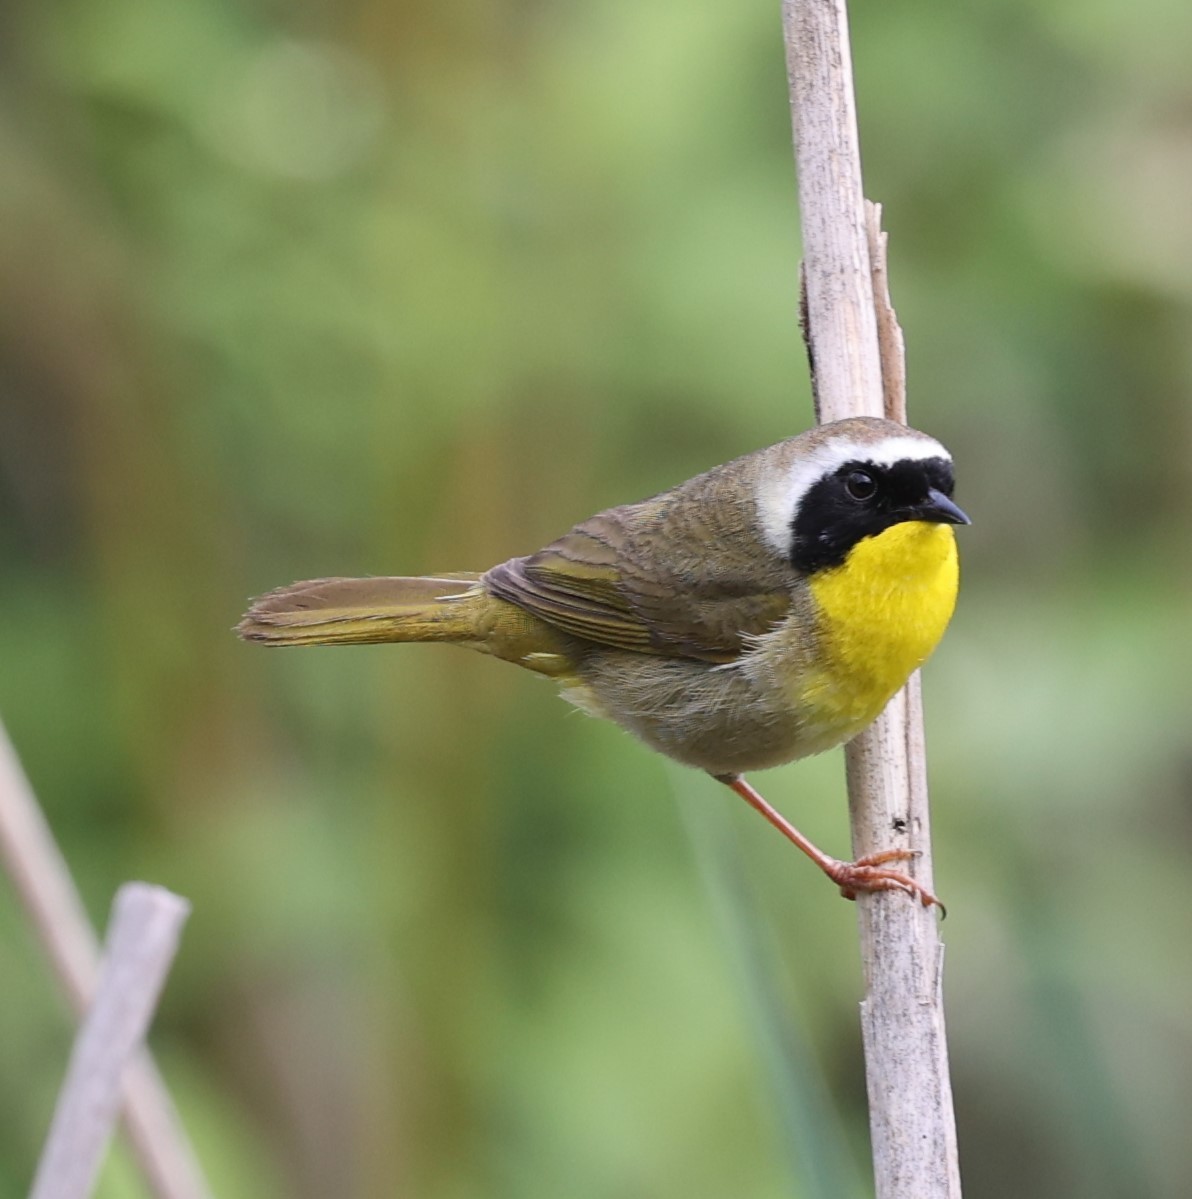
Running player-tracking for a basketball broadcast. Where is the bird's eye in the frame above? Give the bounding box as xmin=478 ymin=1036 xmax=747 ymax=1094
xmin=844 ymin=469 xmax=877 ymax=500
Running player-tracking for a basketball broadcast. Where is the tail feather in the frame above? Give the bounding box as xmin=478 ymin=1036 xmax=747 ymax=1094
xmin=237 ymin=574 xmax=483 ymax=646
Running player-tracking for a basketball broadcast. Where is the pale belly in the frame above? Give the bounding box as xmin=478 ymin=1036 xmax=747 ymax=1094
xmin=564 ymin=651 xmax=815 ymax=777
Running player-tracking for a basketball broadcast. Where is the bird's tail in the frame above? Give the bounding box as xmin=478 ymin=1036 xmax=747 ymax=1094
xmin=237 ymin=574 xmax=484 ymax=647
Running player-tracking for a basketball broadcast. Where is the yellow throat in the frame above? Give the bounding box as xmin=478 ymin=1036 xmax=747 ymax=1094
xmin=804 ymin=521 xmax=959 ymax=737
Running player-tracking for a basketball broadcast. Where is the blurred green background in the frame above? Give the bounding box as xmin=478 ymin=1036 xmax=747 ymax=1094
xmin=2 ymin=0 xmax=1190 ymax=1196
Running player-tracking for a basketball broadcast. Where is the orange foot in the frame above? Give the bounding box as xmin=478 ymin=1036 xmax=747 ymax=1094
xmin=824 ymin=849 xmax=944 ymax=914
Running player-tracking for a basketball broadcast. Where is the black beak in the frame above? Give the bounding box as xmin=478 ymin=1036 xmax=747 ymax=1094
xmin=915 ymin=488 xmax=971 ymax=526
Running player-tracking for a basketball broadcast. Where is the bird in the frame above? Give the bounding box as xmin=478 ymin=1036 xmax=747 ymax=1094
xmin=238 ymin=416 xmax=969 ymax=908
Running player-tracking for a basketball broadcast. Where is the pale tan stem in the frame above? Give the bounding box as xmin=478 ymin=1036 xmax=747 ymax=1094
xmin=0 ymin=721 xmax=214 ymax=1199
xmin=30 ymin=884 xmax=191 ymax=1199
xmin=782 ymin=1 xmax=962 ymax=1195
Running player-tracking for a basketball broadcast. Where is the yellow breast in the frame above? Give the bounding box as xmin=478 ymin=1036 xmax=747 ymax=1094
xmin=801 ymin=522 xmax=959 ymax=740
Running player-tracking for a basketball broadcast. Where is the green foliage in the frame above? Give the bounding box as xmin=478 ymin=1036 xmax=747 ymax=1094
xmin=2 ymin=0 xmax=1190 ymax=1196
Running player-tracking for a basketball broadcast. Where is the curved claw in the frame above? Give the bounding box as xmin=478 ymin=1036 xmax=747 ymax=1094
xmin=829 ymin=850 xmax=946 ymax=917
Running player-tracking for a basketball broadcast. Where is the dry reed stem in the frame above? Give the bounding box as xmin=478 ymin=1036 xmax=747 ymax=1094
xmin=30 ymin=884 xmax=191 ymax=1199
xmin=781 ymin=1 xmax=962 ymax=1195
xmin=0 ymin=720 xmax=214 ymax=1199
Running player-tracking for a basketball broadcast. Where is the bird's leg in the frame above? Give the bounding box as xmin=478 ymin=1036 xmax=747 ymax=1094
xmin=715 ymin=773 xmax=943 ymax=913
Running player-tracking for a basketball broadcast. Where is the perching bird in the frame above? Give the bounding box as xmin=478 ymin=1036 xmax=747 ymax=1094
xmin=239 ymin=416 xmax=968 ymax=907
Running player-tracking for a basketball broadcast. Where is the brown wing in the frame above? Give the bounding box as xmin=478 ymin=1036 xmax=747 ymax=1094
xmin=483 ymin=501 xmax=792 ymax=663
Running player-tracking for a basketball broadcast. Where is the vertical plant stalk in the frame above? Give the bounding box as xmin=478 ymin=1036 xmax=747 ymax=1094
xmin=30 ymin=884 xmax=191 ymax=1199
xmin=0 ymin=721 xmax=214 ymax=1199
xmin=782 ymin=2 xmax=962 ymax=1197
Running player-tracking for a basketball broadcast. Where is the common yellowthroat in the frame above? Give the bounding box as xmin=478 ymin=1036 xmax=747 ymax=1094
xmin=239 ymin=417 xmax=968 ymax=907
